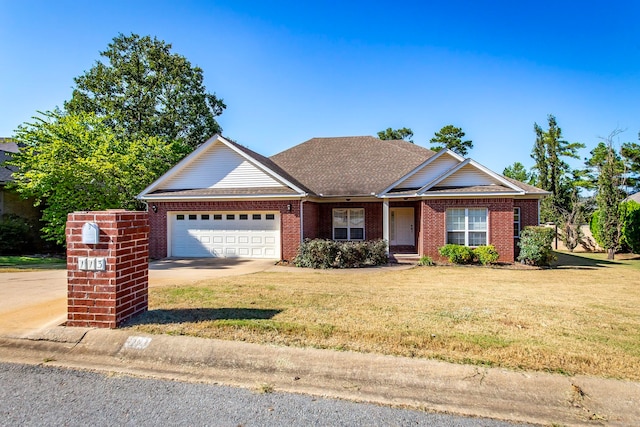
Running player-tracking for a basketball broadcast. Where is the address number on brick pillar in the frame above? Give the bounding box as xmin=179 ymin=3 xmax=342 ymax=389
xmin=77 ymin=257 xmax=106 ymax=271
xmin=67 ymin=210 xmax=149 ymax=329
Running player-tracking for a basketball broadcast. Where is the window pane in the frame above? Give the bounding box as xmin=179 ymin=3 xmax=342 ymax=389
xmin=333 ymin=209 xmax=348 ymax=227
xmin=226 ymin=214 xmax=235 ymax=220
xmin=469 ymin=232 xmax=487 ymax=246
xmin=513 ymin=208 xmax=520 ymax=221
xmin=334 ymin=228 xmax=347 ymax=240
xmin=447 ymin=232 xmax=465 ymax=245
xmin=265 ymin=214 xmax=275 ymax=220
xmin=239 ymin=214 xmax=248 ymax=220
xmin=514 ymin=223 xmax=520 ymax=238
xmin=252 ymin=214 xmax=261 ymax=220
xmin=201 ymin=214 xmax=210 ymax=220
xmin=350 ymin=228 xmax=364 ymax=240
xmin=468 ymin=208 xmax=487 ymax=231
xmin=188 ymin=214 xmax=197 ymax=220
xmin=446 ymin=209 xmax=465 ymax=231
xmin=176 ymin=214 xmax=185 ymax=220
xmin=213 ymin=214 xmax=222 ymax=220
xmin=349 ymin=209 xmax=364 ymax=227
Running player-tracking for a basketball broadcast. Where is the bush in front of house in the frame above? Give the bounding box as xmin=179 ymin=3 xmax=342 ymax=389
xmin=517 ymin=226 xmax=556 ymax=266
xmin=293 ymin=239 xmax=388 ymax=269
xmin=438 ymin=244 xmax=476 ymax=264
xmin=473 ymin=245 xmax=499 ymax=265
xmin=437 ymin=244 xmax=500 ymax=265
xmin=0 ymin=214 xmax=33 ymax=255
xmin=417 ymin=255 xmax=435 ymax=266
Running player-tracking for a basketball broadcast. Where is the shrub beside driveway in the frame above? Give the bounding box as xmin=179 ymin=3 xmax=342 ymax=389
xmin=127 ymin=252 xmax=640 ymax=381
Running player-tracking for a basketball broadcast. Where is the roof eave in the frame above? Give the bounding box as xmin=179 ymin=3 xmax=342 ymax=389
xmin=140 ymin=193 xmax=306 ymax=202
xmin=421 ymin=191 xmax=526 ymax=198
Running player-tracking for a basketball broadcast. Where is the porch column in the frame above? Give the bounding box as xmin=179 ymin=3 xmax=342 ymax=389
xmin=382 ymin=198 xmax=390 ymax=255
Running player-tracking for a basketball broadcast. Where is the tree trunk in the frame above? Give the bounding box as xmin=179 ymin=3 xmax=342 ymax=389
xmin=607 ymin=248 xmax=615 ymax=260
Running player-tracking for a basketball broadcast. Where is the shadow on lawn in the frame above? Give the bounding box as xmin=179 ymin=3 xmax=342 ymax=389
xmin=553 ymin=252 xmax=627 ymax=270
xmin=126 ymin=308 xmax=282 ymax=326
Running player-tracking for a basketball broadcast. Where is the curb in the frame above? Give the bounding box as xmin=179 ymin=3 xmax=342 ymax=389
xmin=1 ymin=326 xmax=639 ymax=426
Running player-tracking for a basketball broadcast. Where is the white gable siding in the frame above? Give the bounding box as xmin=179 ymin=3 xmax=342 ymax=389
xmin=162 ymin=143 xmax=285 ymax=190
xmin=395 ymin=155 xmax=460 ymax=189
xmin=438 ymin=164 xmax=502 ymax=187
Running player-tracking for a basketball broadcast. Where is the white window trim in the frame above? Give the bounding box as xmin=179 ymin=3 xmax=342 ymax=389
xmin=332 ymin=208 xmax=365 ymax=241
xmin=445 ymin=207 xmax=488 ymax=247
xmin=514 ymin=207 xmax=521 ymax=238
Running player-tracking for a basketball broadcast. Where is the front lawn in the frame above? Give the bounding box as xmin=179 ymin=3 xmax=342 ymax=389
xmin=0 ymin=255 xmax=66 ymax=270
xmin=127 ymin=251 xmax=640 ymax=381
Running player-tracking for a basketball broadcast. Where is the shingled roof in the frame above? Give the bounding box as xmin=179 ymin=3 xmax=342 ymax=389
xmin=270 ymin=136 xmax=435 ymax=196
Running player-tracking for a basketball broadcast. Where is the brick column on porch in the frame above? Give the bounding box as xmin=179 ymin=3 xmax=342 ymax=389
xmin=66 ymin=210 xmax=149 ymax=328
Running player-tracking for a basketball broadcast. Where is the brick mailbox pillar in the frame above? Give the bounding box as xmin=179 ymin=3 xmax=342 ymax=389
xmin=66 ymin=210 xmax=149 ymax=328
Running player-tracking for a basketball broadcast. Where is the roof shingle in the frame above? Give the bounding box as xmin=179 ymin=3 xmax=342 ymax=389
xmin=270 ymin=136 xmax=435 ymax=196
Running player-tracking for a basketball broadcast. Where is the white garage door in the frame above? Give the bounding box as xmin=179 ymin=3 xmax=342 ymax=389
xmin=170 ymin=212 xmax=280 ymax=259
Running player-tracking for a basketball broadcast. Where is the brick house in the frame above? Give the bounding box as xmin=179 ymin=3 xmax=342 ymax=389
xmin=0 ymin=138 xmax=41 ymax=224
xmin=138 ymin=135 xmax=547 ymax=262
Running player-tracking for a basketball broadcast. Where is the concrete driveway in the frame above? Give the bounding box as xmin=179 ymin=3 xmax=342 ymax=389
xmin=0 ymin=258 xmax=277 ymax=338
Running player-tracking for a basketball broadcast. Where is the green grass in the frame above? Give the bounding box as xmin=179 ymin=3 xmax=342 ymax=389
xmin=0 ymin=255 xmax=66 ymax=270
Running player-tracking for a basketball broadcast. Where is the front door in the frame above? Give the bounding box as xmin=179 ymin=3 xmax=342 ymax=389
xmin=390 ymin=208 xmax=414 ymax=246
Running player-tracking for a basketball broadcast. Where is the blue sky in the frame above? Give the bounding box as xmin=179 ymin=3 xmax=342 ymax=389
xmin=2 ymin=1 xmax=639 ymax=173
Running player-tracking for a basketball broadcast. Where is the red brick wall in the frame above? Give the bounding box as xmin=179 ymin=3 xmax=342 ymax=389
xmin=420 ymin=198 xmax=515 ymax=262
xmin=148 ymin=200 xmax=301 ymax=261
xmin=302 ymin=201 xmax=319 ymax=240
xmin=316 ymin=202 xmax=383 ymax=240
xmin=66 ymin=210 xmax=148 ymax=328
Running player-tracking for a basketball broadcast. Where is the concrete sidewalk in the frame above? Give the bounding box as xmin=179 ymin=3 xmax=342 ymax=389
xmin=1 ymin=326 xmax=638 ymax=427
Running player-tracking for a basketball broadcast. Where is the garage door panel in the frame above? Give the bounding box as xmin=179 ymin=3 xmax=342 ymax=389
xmin=170 ymin=212 xmax=280 ymax=259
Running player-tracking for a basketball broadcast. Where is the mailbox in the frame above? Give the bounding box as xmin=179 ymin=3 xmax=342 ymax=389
xmin=81 ymin=222 xmax=100 ymax=244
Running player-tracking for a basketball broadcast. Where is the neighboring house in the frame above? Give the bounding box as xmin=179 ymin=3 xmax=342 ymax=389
xmin=138 ymin=135 xmax=548 ymax=262
xmin=625 ymin=192 xmax=640 ymax=203
xmin=0 ymin=138 xmax=40 ymax=223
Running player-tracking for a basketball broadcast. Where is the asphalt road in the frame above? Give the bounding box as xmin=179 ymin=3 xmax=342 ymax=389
xmin=0 ymin=362 xmax=531 ymax=427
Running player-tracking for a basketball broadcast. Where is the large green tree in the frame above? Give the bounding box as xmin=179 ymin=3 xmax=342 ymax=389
xmin=65 ymin=33 xmax=225 ymax=148
xmin=377 ymin=127 xmax=414 ymax=143
xmin=530 ymin=114 xmax=585 ymax=222
xmin=594 ymin=135 xmax=627 ymax=259
xmin=621 ymin=140 xmax=640 ymax=191
xmin=502 ymin=161 xmax=532 ymax=184
xmin=429 ymin=125 xmax=473 ymax=156
xmin=10 ymin=111 xmax=187 ymax=244
xmin=586 ymin=131 xmax=636 ymax=258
